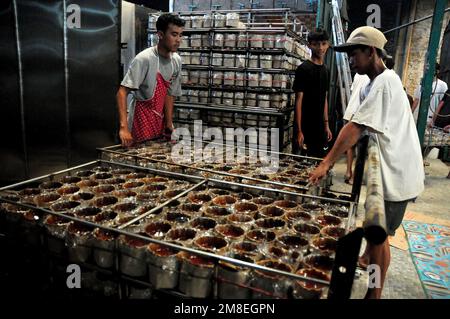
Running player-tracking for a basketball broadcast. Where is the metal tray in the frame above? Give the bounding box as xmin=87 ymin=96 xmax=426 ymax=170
xmin=0 ymin=160 xmax=358 ymax=299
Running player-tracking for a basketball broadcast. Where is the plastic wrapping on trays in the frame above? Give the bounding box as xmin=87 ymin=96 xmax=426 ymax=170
xmin=273 ymin=74 xmax=288 ymax=89
xmin=260 ymin=55 xmax=273 ymax=69
xmin=224 ymin=33 xmax=236 ymax=48
xmin=198 ymin=71 xmax=209 ymax=85
xmin=213 ymin=33 xmax=224 ymax=47
xmin=212 ymin=53 xmax=223 ymax=66
xmin=263 ymin=34 xmax=275 ymax=49
xmin=180 ymin=37 xmax=189 ymax=48
xmin=179 ymin=52 xmax=190 ymax=65
xmin=234 ymin=91 xmax=244 ymax=106
xmin=189 ymin=70 xmax=199 ymax=85
xmin=223 ymin=72 xmax=235 ymax=86
xmin=246 ymin=93 xmax=257 ymax=106
xmin=203 ymin=14 xmax=212 ymax=28
xmin=212 ymin=90 xmax=222 ymax=104
xmin=181 ymin=70 xmax=189 ymax=85
xmin=190 ymin=34 xmax=202 ymax=48
xmin=235 ymin=72 xmax=245 ymax=86
xmin=235 ymin=54 xmax=246 ymax=68
xmin=222 ymin=91 xmax=234 ymax=105
xmin=191 ymin=15 xmax=203 ymax=28
xmin=198 ymin=90 xmax=209 ymax=103
xmin=148 ymin=15 xmax=158 ymax=30
xmin=223 ymin=54 xmax=235 ymax=67
xmin=259 ymin=73 xmax=272 ymax=88
xmin=248 ymin=54 xmax=258 ymax=68
xmin=247 ymin=72 xmax=259 ymax=87
xmin=190 ymin=52 xmax=200 ymax=65
xmin=183 ymin=16 xmax=191 ymax=29
xmin=213 ymin=13 xmax=226 ymax=28
xmin=212 ymin=71 xmax=223 ymax=86
xmin=225 ymin=13 xmax=240 ymax=28
xmin=237 ymin=33 xmax=247 ymax=48
xmin=188 ymin=90 xmax=199 ymax=103
xmin=249 ymin=34 xmax=263 ymax=48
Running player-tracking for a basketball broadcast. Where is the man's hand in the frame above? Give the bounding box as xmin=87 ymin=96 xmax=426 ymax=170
xmin=297 ymin=131 xmax=304 ymax=148
xmin=444 ymin=125 xmax=450 ymax=133
xmin=309 ymin=160 xmax=332 ymax=185
xmin=119 ymin=127 xmax=133 ymax=147
xmin=325 ymin=126 xmax=333 ymax=142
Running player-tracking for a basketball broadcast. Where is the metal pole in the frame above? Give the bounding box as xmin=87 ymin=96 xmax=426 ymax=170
xmin=316 ymin=0 xmax=322 ymax=28
xmin=417 ymin=0 xmax=447 ymax=146
xmin=384 ymin=7 xmax=450 ymax=35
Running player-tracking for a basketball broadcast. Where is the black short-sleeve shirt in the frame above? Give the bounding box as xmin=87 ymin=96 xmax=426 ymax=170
xmin=293 ymin=60 xmax=329 ymax=136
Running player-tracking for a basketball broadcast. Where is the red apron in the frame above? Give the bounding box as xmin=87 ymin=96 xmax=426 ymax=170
xmin=131 ymin=72 xmax=170 ymax=143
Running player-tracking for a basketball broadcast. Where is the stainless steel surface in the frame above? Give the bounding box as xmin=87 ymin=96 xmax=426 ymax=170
xmin=1 ymin=1 xmax=120 ymax=184
xmin=0 ymin=160 xmax=340 ymax=286
xmin=67 ymin=0 xmax=119 ymax=166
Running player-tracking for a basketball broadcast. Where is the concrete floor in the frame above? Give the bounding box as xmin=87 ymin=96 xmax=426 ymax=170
xmin=330 ymin=154 xmax=449 ymax=299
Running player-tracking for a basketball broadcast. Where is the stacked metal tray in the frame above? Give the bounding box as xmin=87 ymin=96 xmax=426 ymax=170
xmin=97 ymin=138 xmax=342 ymax=199
xmin=0 ymin=160 xmax=357 ymax=299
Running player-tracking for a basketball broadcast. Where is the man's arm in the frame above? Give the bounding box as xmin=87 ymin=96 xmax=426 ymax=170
xmin=295 ymin=92 xmax=304 ymax=147
xmin=116 ymin=86 xmax=133 ymax=147
xmin=431 ymin=100 xmax=444 ymax=127
xmin=324 ymin=92 xmax=332 ymax=141
xmin=309 ymin=122 xmax=364 ymax=184
xmin=164 ymin=95 xmax=175 ymax=133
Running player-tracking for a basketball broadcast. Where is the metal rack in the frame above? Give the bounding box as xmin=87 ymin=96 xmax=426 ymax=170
xmin=148 ymin=8 xmax=311 ymax=152
xmin=0 ymin=159 xmax=360 ymax=299
xmin=96 ymin=138 xmax=347 ymax=199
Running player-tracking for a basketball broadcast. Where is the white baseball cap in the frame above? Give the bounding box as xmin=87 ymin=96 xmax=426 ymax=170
xmin=334 ymin=26 xmax=387 ymax=53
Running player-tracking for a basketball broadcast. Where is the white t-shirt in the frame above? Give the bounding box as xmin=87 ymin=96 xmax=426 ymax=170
xmin=343 ymin=73 xmax=370 ymax=121
xmin=346 ymin=69 xmax=425 ymax=201
xmin=413 ymin=79 xmax=448 ymax=123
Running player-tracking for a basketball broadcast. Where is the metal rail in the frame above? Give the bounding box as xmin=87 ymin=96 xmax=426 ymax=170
xmin=0 ymin=161 xmax=355 ymax=287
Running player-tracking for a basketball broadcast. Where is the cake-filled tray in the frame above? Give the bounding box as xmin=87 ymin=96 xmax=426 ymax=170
xmin=0 ymin=160 xmax=356 ymax=299
xmin=98 ymin=139 xmax=337 ymax=198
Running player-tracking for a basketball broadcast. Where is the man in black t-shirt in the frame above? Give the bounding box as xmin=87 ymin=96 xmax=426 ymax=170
xmin=292 ymin=28 xmax=332 ymax=158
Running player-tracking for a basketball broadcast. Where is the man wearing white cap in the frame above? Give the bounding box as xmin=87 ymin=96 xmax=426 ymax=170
xmin=309 ymin=26 xmax=424 ymax=298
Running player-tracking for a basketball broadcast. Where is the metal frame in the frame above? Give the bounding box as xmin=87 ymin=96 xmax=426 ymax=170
xmin=1 ymin=159 xmax=360 ymax=298
xmin=96 ymin=140 xmax=343 ymax=198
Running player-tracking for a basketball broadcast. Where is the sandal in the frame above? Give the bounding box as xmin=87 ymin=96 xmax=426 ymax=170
xmin=344 ymin=175 xmax=353 ymax=185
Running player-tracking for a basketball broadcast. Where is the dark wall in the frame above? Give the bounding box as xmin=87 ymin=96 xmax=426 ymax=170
xmin=0 ymin=0 xmax=120 ymax=185
xmin=0 ymin=2 xmax=27 ymax=182
xmin=347 ymin=0 xmax=408 ymax=57
xmin=126 ymin=0 xmax=169 ymax=11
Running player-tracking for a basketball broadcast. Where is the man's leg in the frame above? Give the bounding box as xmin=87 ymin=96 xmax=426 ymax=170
xmin=364 ymin=240 xmax=390 ymax=299
xmin=364 ymin=199 xmax=409 ymax=299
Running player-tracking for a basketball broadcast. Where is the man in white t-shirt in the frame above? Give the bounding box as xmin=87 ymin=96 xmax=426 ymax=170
xmin=411 ymin=63 xmax=448 ymax=124
xmin=309 ymin=26 xmax=424 ymax=299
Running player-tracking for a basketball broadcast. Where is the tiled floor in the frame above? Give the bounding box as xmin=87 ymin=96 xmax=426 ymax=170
xmin=331 ymin=156 xmax=449 ymax=299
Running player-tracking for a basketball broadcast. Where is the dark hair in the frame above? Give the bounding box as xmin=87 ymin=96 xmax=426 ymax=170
xmin=156 ymin=13 xmax=185 ymax=33
xmin=307 ymin=28 xmax=329 ymax=43
xmin=435 ymin=62 xmax=440 ymax=71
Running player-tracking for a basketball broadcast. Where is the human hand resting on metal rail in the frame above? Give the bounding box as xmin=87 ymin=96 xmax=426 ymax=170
xmin=119 ymin=127 xmax=133 ymax=147
xmin=309 ymin=160 xmax=332 ymax=185
xmin=297 ymin=131 xmax=304 ymax=148
xmin=443 ymin=125 xmax=450 ymax=133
